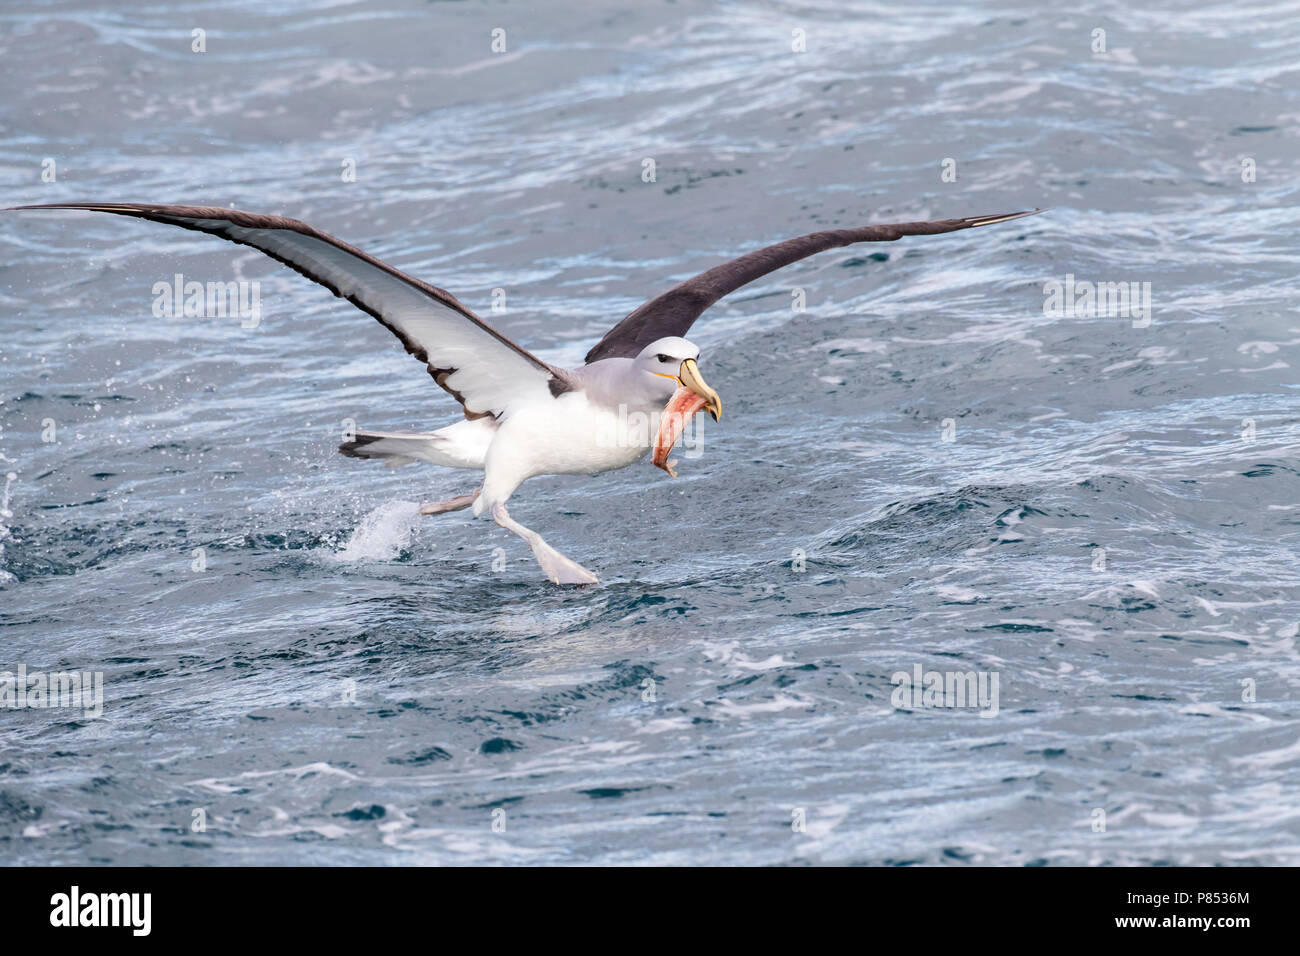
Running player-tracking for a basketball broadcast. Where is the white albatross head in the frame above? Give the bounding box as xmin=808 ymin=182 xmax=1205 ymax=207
xmin=634 ymin=336 xmax=722 ymax=422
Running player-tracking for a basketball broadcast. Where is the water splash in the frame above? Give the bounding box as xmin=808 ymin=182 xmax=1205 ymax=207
xmin=0 ymin=460 xmax=16 ymax=584
xmin=329 ymin=500 xmax=422 ymax=564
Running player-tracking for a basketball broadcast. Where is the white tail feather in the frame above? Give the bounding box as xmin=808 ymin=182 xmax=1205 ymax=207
xmin=338 ymin=418 xmax=495 ymax=470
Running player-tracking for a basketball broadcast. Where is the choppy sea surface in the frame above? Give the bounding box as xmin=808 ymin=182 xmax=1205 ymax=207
xmin=1 ymin=0 xmax=1298 ymax=865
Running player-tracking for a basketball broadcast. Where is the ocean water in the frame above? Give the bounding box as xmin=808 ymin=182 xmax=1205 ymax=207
xmin=1 ymin=0 xmax=1298 ymax=865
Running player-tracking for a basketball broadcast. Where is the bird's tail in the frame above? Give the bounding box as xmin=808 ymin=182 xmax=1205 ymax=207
xmin=338 ymin=419 xmax=495 ymax=470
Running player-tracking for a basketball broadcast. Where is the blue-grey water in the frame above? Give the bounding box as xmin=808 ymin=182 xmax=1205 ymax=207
xmin=1 ymin=0 xmax=1298 ymax=865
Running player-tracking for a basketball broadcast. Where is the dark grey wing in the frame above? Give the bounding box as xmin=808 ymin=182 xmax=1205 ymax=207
xmin=584 ymin=209 xmax=1042 ymax=363
xmin=9 ymin=202 xmax=573 ymax=419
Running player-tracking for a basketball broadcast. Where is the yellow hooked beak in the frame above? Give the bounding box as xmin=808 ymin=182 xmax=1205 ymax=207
xmin=678 ymin=358 xmax=722 ymax=422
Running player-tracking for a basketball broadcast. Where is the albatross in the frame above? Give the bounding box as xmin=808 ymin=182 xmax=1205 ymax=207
xmin=10 ymin=202 xmax=1040 ymax=584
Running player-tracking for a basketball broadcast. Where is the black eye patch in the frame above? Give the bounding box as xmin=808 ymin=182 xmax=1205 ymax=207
xmin=656 ymin=353 xmax=671 ymax=363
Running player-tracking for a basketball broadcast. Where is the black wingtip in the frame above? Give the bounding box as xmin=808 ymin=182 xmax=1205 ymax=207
xmin=4 ymin=202 xmax=183 ymax=216
xmin=965 ymin=208 xmax=1045 ymax=227
xmin=6 ymin=202 xmax=124 ymax=213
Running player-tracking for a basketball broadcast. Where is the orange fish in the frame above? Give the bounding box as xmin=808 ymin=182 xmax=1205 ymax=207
xmin=653 ymin=387 xmax=710 ymax=478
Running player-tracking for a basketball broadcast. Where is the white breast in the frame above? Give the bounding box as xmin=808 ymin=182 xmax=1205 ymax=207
xmin=489 ymin=391 xmax=661 ymax=481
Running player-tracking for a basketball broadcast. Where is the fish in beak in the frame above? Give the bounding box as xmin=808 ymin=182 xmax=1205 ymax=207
xmin=652 ymin=359 xmax=721 ymax=478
